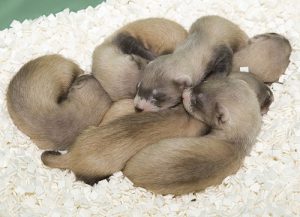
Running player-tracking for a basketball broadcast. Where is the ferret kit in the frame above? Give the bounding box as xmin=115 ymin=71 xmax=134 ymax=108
xmin=6 ymin=15 xmax=291 ymax=196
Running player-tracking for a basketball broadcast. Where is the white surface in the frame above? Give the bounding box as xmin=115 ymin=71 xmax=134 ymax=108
xmin=240 ymin=66 xmax=250 ymax=73
xmin=0 ymin=0 xmax=299 ymax=216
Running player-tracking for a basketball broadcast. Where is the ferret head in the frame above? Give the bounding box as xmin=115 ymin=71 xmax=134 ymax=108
xmin=134 ymin=44 xmax=233 ymax=112
xmin=134 ymin=74 xmax=189 ymax=112
xmin=250 ymin=32 xmax=292 ymax=67
xmin=249 ymin=32 xmax=292 ymax=64
xmin=183 ymin=78 xmax=260 ymax=130
xmin=134 ymin=57 xmax=192 ymax=112
xmin=250 ymin=32 xmax=290 ymax=45
xmin=233 ymin=32 xmax=291 ymax=83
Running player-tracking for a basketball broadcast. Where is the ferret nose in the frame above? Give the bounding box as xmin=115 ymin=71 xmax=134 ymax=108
xmin=135 ymin=107 xmax=143 ymax=112
xmin=191 ymin=95 xmax=197 ymax=105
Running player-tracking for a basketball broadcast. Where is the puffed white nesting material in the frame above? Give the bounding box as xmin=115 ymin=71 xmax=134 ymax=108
xmin=0 ymin=0 xmax=299 ymax=216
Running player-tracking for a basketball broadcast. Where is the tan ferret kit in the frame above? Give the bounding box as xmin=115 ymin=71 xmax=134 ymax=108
xmin=6 ymin=15 xmax=292 ymax=196
xmin=6 ymin=54 xmax=112 ymax=150
xmin=92 ymin=18 xmax=187 ymax=101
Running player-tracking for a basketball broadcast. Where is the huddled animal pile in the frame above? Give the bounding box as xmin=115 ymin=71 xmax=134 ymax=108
xmin=6 ymin=15 xmax=291 ymax=195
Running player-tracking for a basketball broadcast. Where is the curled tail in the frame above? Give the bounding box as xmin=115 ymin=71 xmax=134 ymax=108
xmin=114 ymin=33 xmax=157 ymax=60
xmin=41 ymin=151 xmax=70 ymax=169
xmin=124 ymin=137 xmax=245 ymax=195
xmin=7 ymin=54 xmax=111 ymax=150
xmin=6 ymin=55 xmax=82 ymax=150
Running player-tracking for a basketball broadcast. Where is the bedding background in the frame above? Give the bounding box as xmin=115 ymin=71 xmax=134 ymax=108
xmin=0 ymin=0 xmax=299 ymax=216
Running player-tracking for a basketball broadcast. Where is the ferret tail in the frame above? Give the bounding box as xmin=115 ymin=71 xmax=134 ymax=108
xmin=41 ymin=151 xmax=70 ymax=169
xmin=114 ymin=33 xmax=157 ymax=60
xmin=6 ymin=55 xmax=83 ymax=150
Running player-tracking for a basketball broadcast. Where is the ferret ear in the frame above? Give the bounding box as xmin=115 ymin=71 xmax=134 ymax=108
xmin=173 ymin=75 xmax=192 ymax=90
xmin=214 ymin=102 xmax=230 ymax=126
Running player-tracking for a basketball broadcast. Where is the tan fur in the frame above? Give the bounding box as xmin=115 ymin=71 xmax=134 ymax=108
xmin=124 ymin=138 xmax=241 ymax=195
xmin=100 ymin=99 xmax=135 ymax=125
xmin=135 ymin=15 xmax=249 ymax=111
xmin=92 ymin=18 xmax=188 ymax=101
xmin=41 ymin=106 xmax=208 ymax=185
xmin=229 ymin=72 xmax=274 ymax=114
xmin=189 ymin=15 xmax=249 ymax=52
xmin=232 ymin=33 xmax=292 ymax=83
xmin=124 ymin=78 xmax=261 ymax=195
xmin=116 ymin=18 xmax=188 ymax=55
xmin=7 ymin=54 xmax=112 ymax=150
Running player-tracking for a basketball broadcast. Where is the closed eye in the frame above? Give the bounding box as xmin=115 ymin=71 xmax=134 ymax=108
xmin=195 ymin=97 xmax=204 ymax=107
xmin=154 ymin=93 xmax=166 ymax=102
xmin=170 ymin=97 xmax=182 ymax=108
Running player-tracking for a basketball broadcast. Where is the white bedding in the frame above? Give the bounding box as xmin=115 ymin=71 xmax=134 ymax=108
xmin=0 ymin=0 xmax=299 ymax=216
